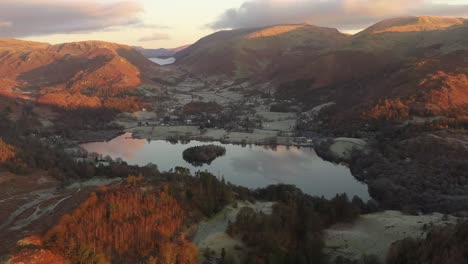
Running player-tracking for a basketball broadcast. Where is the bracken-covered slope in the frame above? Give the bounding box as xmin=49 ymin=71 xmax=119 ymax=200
xmin=0 ymin=39 xmax=158 ymax=110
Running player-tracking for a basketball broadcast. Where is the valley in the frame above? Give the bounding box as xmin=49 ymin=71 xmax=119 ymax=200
xmin=0 ymin=15 xmax=467 ymax=264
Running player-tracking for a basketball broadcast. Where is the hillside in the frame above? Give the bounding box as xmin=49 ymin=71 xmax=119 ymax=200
xmin=0 ymin=39 xmax=159 ymax=110
xmin=174 ymin=16 xmax=468 ymax=81
xmin=250 ymin=17 xmax=468 ymax=124
xmin=0 ymin=38 xmax=49 ymax=51
xmin=174 ymin=24 xmax=347 ymax=76
xmin=358 ymin=16 xmax=466 ymax=34
xmin=277 ymin=49 xmax=468 ymax=127
xmin=349 ymin=16 xmax=468 ymax=54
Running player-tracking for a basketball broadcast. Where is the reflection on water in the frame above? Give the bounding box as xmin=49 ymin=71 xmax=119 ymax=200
xmin=81 ymin=133 xmax=370 ymax=200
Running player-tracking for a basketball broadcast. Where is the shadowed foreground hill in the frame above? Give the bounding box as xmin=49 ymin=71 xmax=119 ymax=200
xmin=0 ymin=39 xmax=159 ymax=111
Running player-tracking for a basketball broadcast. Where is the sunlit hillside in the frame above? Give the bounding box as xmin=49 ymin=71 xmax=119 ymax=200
xmin=0 ymin=40 xmax=159 ymax=111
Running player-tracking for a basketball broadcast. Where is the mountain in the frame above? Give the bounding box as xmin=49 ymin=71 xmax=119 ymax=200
xmin=174 ymin=24 xmax=347 ymax=76
xmin=358 ymin=16 xmax=466 ymax=34
xmin=285 ymin=49 xmax=468 ymax=126
xmin=173 ymin=17 xmax=467 ymax=123
xmin=277 ymin=17 xmax=468 ymax=123
xmin=135 ymin=45 xmax=190 ymax=58
xmin=0 ymin=39 xmax=159 ymax=110
xmin=349 ymin=16 xmax=468 ymax=54
xmin=175 ymin=16 xmax=468 ymax=78
xmin=0 ymin=38 xmax=49 ymax=51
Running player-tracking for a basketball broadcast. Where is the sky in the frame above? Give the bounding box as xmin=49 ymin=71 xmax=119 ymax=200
xmin=0 ymin=0 xmax=467 ymax=48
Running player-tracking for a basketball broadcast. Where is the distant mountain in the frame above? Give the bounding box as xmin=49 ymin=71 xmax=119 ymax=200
xmin=0 ymin=39 xmax=159 ymax=110
xmin=134 ymin=45 xmax=190 ymax=58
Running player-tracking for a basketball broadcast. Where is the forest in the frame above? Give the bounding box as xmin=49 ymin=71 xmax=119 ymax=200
xmin=349 ymin=127 xmax=468 ymax=213
xmin=226 ymin=185 xmax=372 ymax=264
xmin=44 ymin=186 xmax=198 ymax=264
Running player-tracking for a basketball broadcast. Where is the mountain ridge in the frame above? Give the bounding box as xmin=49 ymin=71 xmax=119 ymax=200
xmin=174 ymin=23 xmax=348 ymax=76
xmin=174 ymin=16 xmax=468 ymax=78
xmin=357 ymin=16 xmax=467 ymax=35
xmin=0 ymin=39 xmax=159 ymax=111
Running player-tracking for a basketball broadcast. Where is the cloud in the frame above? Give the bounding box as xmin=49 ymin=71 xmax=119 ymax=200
xmin=134 ymin=23 xmax=171 ymax=30
xmin=209 ymin=0 xmax=468 ymax=31
xmin=0 ymin=0 xmax=143 ymax=38
xmin=139 ymin=33 xmax=171 ymax=42
xmin=0 ymin=21 xmax=12 ymax=28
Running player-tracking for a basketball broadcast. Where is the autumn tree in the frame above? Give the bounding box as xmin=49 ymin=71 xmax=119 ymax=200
xmin=0 ymin=138 xmax=15 ymax=162
xmin=44 ymin=187 xmax=198 ymax=263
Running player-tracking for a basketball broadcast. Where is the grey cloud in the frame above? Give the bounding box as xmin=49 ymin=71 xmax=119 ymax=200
xmin=209 ymin=0 xmax=468 ymax=31
xmin=0 ymin=0 xmax=143 ymax=38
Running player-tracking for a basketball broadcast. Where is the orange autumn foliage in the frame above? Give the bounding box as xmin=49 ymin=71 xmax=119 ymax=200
xmin=0 ymin=138 xmax=16 ymax=162
xmin=38 ymin=92 xmax=101 ymax=109
xmin=37 ymin=92 xmax=146 ymax=112
xmin=44 ymin=187 xmax=198 ymax=263
xmin=7 ymin=249 xmax=70 ymax=264
xmin=366 ymin=98 xmax=410 ymax=121
xmin=103 ymin=97 xmax=145 ymax=113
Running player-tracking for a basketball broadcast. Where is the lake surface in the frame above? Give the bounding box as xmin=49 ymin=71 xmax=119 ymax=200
xmin=149 ymin=57 xmax=176 ymax=65
xmin=81 ymin=133 xmax=370 ymax=200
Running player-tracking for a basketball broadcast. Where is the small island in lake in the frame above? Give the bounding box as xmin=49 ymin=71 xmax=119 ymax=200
xmin=182 ymin=145 xmax=226 ymax=166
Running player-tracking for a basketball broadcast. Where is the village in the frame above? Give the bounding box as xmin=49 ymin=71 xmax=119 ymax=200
xmin=113 ymin=76 xmax=319 ymax=146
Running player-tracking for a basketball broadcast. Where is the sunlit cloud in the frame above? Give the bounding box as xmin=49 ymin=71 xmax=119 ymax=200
xmin=0 ymin=0 xmax=144 ymax=38
xmin=0 ymin=21 xmax=13 ymax=28
xmin=209 ymin=0 xmax=468 ymax=31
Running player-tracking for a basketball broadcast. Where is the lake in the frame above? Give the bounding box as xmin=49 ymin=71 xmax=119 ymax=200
xmin=149 ymin=57 xmax=176 ymax=65
xmin=81 ymin=133 xmax=370 ymax=200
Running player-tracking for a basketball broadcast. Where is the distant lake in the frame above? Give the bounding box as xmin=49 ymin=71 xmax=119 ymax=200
xmin=81 ymin=133 xmax=370 ymax=200
xmin=149 ymin=57 xmax=176 ymax=65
